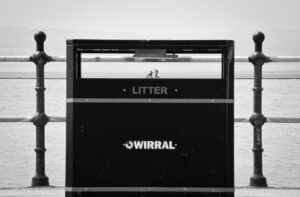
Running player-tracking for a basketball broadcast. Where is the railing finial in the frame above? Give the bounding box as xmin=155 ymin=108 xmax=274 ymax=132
xmin=34 ymin=31 xmax=46 ymax=52
xmin=253 ymin=31 xmax=265 ymax=53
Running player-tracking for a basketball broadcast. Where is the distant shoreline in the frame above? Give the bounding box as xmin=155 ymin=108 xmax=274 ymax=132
xmin=1 ymin=72 xmax=300 ymax=79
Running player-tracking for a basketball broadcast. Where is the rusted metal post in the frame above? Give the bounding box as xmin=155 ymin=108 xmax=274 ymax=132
xmin=249 ymin=32 xmax=270 ymax=187
xmin=30 ymin=31 xmax=50 ymax=186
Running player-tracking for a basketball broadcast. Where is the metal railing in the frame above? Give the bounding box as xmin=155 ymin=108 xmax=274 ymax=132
xmin=0 ymin=31 xmax=300 ymax=187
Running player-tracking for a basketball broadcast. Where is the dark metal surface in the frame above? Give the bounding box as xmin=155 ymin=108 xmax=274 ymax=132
xmin=66 ymin=39 xmax=234 ymax=197
xmin=30 ymin=31 xmax=50 ymax=187
xmin=249 ymin=32 xmax=269 ymax=187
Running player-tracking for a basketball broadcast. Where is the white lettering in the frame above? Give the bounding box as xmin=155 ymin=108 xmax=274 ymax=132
xmin=124 ymin=141 xmax=176 ymax=150
xmin=131 ymin=87 xmax=168 ymax=95
xmin=154 ymin=141 xmax=161 ymax=149
xmin=123 ymin=141 xmax=134 ymax=149
xmin=133 ymin=141 xmax=144 ymax=149
xmin=132 ymin=87 xmax=139 ymax=94
xmin=169 ymin=141 xmax=176 ymax=150
xmin=161 ymin=87 xmax=168 ymax=94
xmin=162 ymin=141 xmax=169 ymax=149
xmin=148 ymin=141 xmax=154 ymax=149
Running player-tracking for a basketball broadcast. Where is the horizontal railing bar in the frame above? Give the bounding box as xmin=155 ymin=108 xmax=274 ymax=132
xmin=234 ymin=57 xmax=249 ymax=62
xmin=0 ymin=116 xmax=299 ymax=123
xmin=268 ymin=56 xmax=300 ymax=62
xmin=0 ymin=56 xmax=31 ymax=62
xmin=48 ymin=116 xmax=65 ymax=122
xmin=0 ymin=116 xmax=33 ymax=122
xmin=235 ymin=117 xmax=249 ymax=122
xmin=1 ymin=56 xmax=300 ymax=62
xmin=266 ymin=117 xmax=300 ymax=123
xmin=49 ymin=56 xmax=66 ymax=62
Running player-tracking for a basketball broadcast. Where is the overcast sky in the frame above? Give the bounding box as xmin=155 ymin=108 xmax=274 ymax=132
xmin=0 ymin=0 xmax=299 ymax=33
xmin=0 ymin=0 xmax=299 ymax=55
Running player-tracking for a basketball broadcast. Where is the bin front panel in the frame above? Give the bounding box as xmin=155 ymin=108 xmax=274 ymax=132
xmin=71 ymin=103 xmax=232 ymax=187
xmin=66 ymin=40 xmax=234 ymax=197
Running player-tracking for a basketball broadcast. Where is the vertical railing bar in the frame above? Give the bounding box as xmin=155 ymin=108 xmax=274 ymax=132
xmin=248 ymin=32 xmax=269 ymax=187
xmin=30 ymin=31 xmax=50 ymax=187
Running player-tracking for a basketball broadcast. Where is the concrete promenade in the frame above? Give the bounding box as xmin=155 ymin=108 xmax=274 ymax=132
xmin=0 ymin=187 xmax=299 ymax=197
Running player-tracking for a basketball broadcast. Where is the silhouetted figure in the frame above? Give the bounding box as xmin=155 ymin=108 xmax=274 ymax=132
xmin=146 ymin=70 xmax=153 ymax=78
xmin=154 ymin=69 xmax=159 ymax=78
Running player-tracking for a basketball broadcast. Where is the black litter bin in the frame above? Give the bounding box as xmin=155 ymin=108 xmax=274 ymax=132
xmin=66 ymin=40 xmax=234 ymax=197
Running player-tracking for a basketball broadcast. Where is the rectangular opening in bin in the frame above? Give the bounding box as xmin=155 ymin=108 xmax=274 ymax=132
xmin=80 ymin=53 xmax=222 ymax=79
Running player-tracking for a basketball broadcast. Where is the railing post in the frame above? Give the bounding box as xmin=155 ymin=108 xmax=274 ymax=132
xmin=30 ymin=31 xmax=50 ymax=186
xmin=248 ymin=31 xmax=270 ymax=187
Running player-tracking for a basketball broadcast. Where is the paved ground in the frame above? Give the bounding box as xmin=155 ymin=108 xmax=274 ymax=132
xmin=0 ymin=187 xmax=300 ymax=197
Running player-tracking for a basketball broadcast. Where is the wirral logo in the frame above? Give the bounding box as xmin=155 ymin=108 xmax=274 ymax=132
xmin=123 ymin=141 xmax=177 ymax=150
